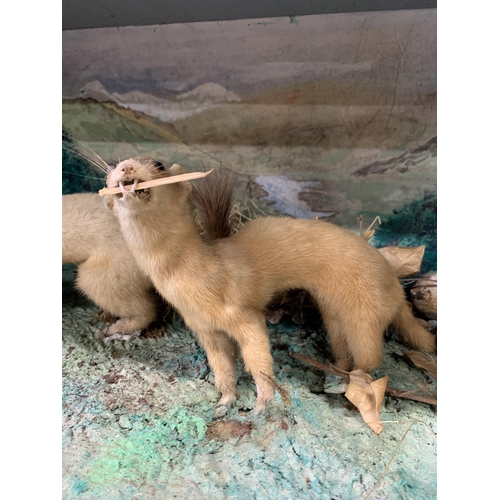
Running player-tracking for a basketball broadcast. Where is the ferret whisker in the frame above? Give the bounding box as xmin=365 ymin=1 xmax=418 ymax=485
xmin=63 ymin=143 xmax=110 ymax=174
xmin=163 ymin=144 xmax=191 ymax=161
xmin=169 ymin=149 xmax=249 ymax=170
xmin=61 ymin=170 xmax=106 ymax=181
xmin=72 ymin=141 xmax=111 ymax=173
xmin=63 ymin=144 xmax=106 ymax=173
xmin=73 ymin=140 xmax=108 ymax=163
xmin=168 ymin=152 xmax=214 ymax=165
xmin=132 ymin=144 xmax=248 ymax=172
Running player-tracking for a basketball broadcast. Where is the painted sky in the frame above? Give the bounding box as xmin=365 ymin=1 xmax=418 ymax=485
xmin=62 ymin=10 xmax=436 ymax=101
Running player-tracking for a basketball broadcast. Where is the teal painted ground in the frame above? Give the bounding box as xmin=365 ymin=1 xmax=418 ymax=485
xmin=63 ymin=273 xmax=437 ymax=500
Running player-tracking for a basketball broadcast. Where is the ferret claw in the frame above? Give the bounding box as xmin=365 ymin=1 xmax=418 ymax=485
xmin=213 ymin=404 xmax=230 ymax=419
xmin=248 ymin=404 xmax=267 ymax=418
xmin=101 ymin=330 xmax=141 ymax=342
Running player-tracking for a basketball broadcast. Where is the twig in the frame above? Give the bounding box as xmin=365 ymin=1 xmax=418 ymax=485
xmin=363 ymin=419 xmax=436 ymax=499
xmin=290 ymin=352 xmax=437 ymax=406
xmin=260 ymin=371 xmax=290 ymax=405
xmin=358 ymin=215 xmax=382 ymax=237
xmin=363 ymin=420 xmax=418 ymax=499
xmin=98 ymin=169 xmax=213 ymax=196
xmin=366 ymin=216 xmax=382 ymax=232
xmin=247 ymin=198 xmax=270 ymax=216
xmin=291 ymin=352 xmax=350 ymax=378
xmin=384 ymin=387 xmax=436 ymax=405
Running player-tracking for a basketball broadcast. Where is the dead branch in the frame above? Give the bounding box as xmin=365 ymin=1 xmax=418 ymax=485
xmin=290 ymin=352 xmax=437 ymax=406
xmin=366 ymin=215 xmax=381 ymax=233
xmin=98 ymin=168 xmax=213 ymax=196
xmin=260 ymin=371 xmax=291 ymax=405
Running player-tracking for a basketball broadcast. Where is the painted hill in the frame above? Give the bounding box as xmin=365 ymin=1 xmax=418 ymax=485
xmin=70 ymin=80 xmax=122 ymax=104
xmin=62 ymin=98 xmax=182 ymax=143
xmin=167 ymin=79 xmax=436 ymax=149
xmin=243 ymin=79 xmax=437 ymax=106
xmin=176 ymin=83 xmax=240 ymax=103
xmin=65 ymin=81 xmax=242 ymax=123
xmin=63 ymin=79 xmax=436 ymax=149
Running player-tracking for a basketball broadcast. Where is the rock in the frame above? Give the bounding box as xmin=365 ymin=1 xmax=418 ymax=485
xmin=118 ymin=415 xmax=132 ymax=429
xmin=410 ymin=272 xmax=437 ymax=320
xmin=206 ymin=420 xmax=254 ymax=442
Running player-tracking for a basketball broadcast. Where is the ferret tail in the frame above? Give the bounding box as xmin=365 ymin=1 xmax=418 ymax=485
xmin=392 ymin=300 xmax=436 ymax=353
xmin=190 ymin=167 xmax=235 ymax=240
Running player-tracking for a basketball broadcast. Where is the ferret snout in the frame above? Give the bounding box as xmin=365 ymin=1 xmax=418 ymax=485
xmin=120 ymin=164 xmax=134 ymax=175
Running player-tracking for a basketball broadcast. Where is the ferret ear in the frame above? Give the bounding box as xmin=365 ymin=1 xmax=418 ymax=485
xmin=169 ymin=163 xmax=192 ymax=196
xmin=168 ymin=163 xmax=185 ymax=176
xmin=102 ymin=195 xmax=115 ymax=211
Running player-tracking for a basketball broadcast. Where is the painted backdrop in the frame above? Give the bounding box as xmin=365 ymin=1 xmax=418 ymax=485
xmin=62 ymin=9 xmax=436 ymax=267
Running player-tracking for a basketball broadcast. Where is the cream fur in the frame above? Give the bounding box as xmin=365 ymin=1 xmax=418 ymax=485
xmin=62 ymin=192 xmax=157 ymax=338
xmin=106 ymin=158 xmax=436 ymax=413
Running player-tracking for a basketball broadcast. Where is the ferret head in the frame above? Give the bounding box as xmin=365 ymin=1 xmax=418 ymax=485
xmin=104 ymin=156 xmax=192 ymax=211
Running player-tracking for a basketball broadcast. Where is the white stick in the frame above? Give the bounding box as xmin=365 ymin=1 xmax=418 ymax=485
xmin=98 ymin=169 xmax=213 ymax=196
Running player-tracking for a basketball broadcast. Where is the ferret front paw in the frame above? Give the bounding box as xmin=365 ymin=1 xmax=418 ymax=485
xmin=213 ymin=404 xmax=230 ymax=419
xmin=100 ymin=329 xmax=142 ymax=342
xmin=248 ymin=404 xmax=268 ymax=418
xmin=92 ymin=309 xmax=116 ymax=324
xmin=213 ymin=393 xmax=236 ymax=418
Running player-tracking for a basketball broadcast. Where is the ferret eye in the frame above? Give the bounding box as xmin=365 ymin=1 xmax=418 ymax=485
xmin=152 ymin=160 xmax=165 ymax=171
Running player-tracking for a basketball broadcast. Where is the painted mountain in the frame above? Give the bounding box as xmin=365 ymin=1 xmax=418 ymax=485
xmin=63 ymin=9 xmax=436 ymax=238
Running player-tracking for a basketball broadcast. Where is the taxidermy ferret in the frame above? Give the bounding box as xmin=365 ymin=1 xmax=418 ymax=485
xmin=104 ymin=158 xmax=436 ymax=414
xmin=62 ymin=160 xmax=234 ymax=340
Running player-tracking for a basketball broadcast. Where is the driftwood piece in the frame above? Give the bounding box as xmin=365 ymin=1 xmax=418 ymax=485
xmin=410 ymin=271 xmax=437 ymax=320
xmin=98 ymin=169 xmax=213 ymax=196
xmin=290 ymin=352 xmax=437 ymax=406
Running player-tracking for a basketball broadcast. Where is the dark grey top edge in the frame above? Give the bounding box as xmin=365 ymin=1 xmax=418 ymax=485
xmin=63 ymin=0 xmax=437 ymax=31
